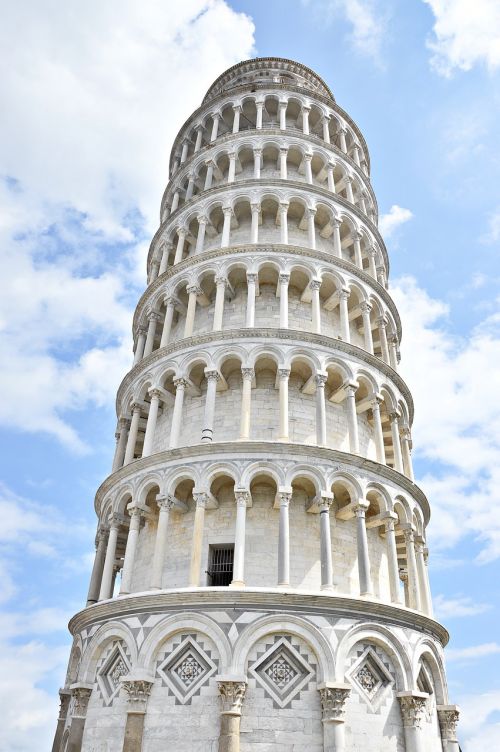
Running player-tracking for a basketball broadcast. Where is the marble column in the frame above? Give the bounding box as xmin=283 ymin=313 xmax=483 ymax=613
xmin=279 ymin=274 xmax=290 ymax=328
xmin=120 ymin=506 xmax=143 ymax=595
xmin=302 ymin=105 xmax=310 ymax=135
xmin=368 ymin=246 xmax=378 ymax=279
xmin=189 ymin=492 xmax=208 ymax=586
xmin=239 ymin=368 xmax=254 ymax=439
xmin=327 ymin=162 xmax=336 ymax=192
xmin=279 ymin=202 xmax=289 ymax=244
xmin=221 ymin=207 xmax=232 ymax=248
xmin=180 ymin=141 xmax=189 ymax=163
xmin=383 ymin=514 xmax=402 ymax=604
xmin=279 ymin=100 xmax=287 ymax=130
xmin=304 ymin=153 xmax=313 ymax=184
xmin=344 ymin=382 xmax=360 ymax=454
xmin=397 ymin=693 xmax=428 ymax=752
xmin=194 ymin=126 xmax=203 ymax=151
xmin=158 ymin=243 xmax=171 ymax=275
xmin=169 ymin=378 xmax=188 ymax=449
xmin=338 ymin=127 xmax=347 ymax=152
xmin=142 ymin=389 xmax=161 ymax=457
xmin=210 ymin=113 xmax=220 ymax=141
xmin=310 ymin=279 xmax=322 ymax=334
xmin=415 ymin=537 xmax=432 ymax=616
xmin=278 ymin=368 xmax=290 ymax=441
xmin=307 ymin=208 xmax=317 ymax=249
xmin=227 ymin=152 xmax=236 ymax=183
xmin=204 ymin=160 xmax=214 ymax=190
xmin=389 ymin=411 xmax=404 ymax=473
xmin=231 ymin=490 xmax=250 ymax=587
xmin=253 ymin=148 xmax=262 ymax=179
xmin=255 ymin=100 xmax=264 ymax=129
xmin=143 ymin=312 xmax=159 ymax=358
xmin=354 ymin=503 xmax=372 ymax=595
xmin=400 ymin=427 xmax=414 ymax=481
xmin=279 ymin=146 xmax=288 ymax=179
xmin=170 ymin=191 xmax=180 ymax=213
xmin=213 ymin=276 xmax=227 ymax=331
xmin=317 ymin=683 xmax=351 ymax=752
xmin=437 ymin=705 xmax=460 ymax=752
xmin=133 ymin=327 xmax=147 ymax=365
xmin=195 ymin=215 xmax=207 ymax=253
xmin=246 ymin=273 xmax=257 ymax=326
xmin=121 ymin=679 xmax=154 ymax=752
xmin=184 ymin=285 xmax=200 ymax=337
xmin=315 ymin=373 xmax=327 ymax=446
xmin=67 ymin=685 xmax=92 ymax=752
xmin=232 ymin=105 xmax=241 ymax=133
xmin=378 ymin=316 xmax=390 ymax=363
xmin=345 ymin=176 xmax=354 ymax=204
xmin=370 ymin=396 xmax=386 ymax=464
xmin=332 ymin=219 xmax=342 ymax=257
xmin=277 ymin=489 xmax=292 ymax=586
xmin=319 ymin=496 xmax=334 ymax=590
xmin=403 ymin=528 xmax=421 ymax=610
xmin=51 ymin=689 xmax=71 ymax=752
xmin=86 ymin=527 xmax=108 ymax=605
xmin=174 ymin=228 xmax=186 ymax=264
xmin=150 ymin=496 xmax=174 ymax=589
xmin=160 ymin=297 xmax=176 ymax=348
xmin=217 ymin=679 xmax=247 ymax=752
xmin=338 ymin=289 xmax=350 ymax=342
xmin=185 ymin=173 xmax=195 ymax=200
xmin=201 ymin=370 xmax=220 ymax=442
xmin=250 ymin=204 xmax=260 ymax=243
xmin=112 ymin=418 xmax=129 ymax=472
xmin=99 ymin=517 xmax=120 ymax=600
xmin=124 ymin=404 xmax=142 ymax=465
xmin=352 ymin=231 xmax=363 ymax=267
xmin=322 ymin=115 xmax=331 ymax=143
xmin=360 ymin=302 xmax=374 ymax=354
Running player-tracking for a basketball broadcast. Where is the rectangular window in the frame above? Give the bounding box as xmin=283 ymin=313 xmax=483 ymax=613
xmin=207 ymin=544 xmax=234 ymax=586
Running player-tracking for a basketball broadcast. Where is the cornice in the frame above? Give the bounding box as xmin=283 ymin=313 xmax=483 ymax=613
xmin=148 ymin=178 xmax=388 ymax=273
xmin=68 ymin=588 xmax=448 ymax=646
xmin=162 ymin=128 xmax=376 ymax=217
xmin=94 ymin=441 xmax=429 ymax=523
xmin=116 ymin=328 xmax=413 ymax=422
xmin=169 ymin=82 xmax=370 ymax=173
xmin=136 ymin=244 xmax=400 ymax=338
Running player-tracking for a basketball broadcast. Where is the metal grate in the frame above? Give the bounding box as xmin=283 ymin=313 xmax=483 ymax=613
xmin=206 ymin=545 xmax=234 ymax=587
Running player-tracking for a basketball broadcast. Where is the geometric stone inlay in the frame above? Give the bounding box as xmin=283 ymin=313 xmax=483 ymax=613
xmin=96 ymin=644 xmax=130 ymax=706
xmin=347 ymin=646 xmax=394 ymax=712
xmin=249 ymin=636 xmax=314 ymax=708
xmin=157 ymin=636 xmax=217 ymax=705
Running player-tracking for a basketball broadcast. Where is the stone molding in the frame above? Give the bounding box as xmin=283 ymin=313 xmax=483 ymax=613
xmin=136 ymin=243 xmax=398 ymax=336
xmin=68 ymin=589 xmax=449 ymax=646
xmin=95 ymin=440 xmax=429 ymax=522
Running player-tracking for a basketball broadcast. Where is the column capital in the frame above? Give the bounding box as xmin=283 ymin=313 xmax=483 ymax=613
xmin=234 ymin=489 xmax=251 ymax=507
xmin=315 ymin=372 xmax=328 ymax=387
xmin=205 ymin=369 xmax=221 ymax=383
xmin=95 ymin=526 xmax=109 ymax=546
xmin=241 ymin=367 xmax=255 ymax=381
xmin=253 ymin=147 xmax=262 ymax=156
xmin=118 ymin=416 xmax=131 ymax=430
xmin=70 ymin=684 xmax=93 ymax=717
xmin=217 ymin=677 xmax=247 ymax=716
xmin=58 ymin=688 xmax=72 ymax=719
xmin=156 ymin=495 xmax=175 ymax=512
xmin=360 ymin=301 xmax=372 ymax=314
xmin=303 ymin=152 xmax=313 ymax=162
xmin=193 ymin=491 xmax=209 ymax=509
xmin=246 ymin=271 xmax=258 ymax=283
xmin=310 ymin=278 xmax=322 ymax=291
xmin=121 ymin=678 xmax=153 ymax=714
xmin=279 ymin=273 xmax=290 ymax=285
xmin=197 ymin=213 xmax=208 ymax=225
xmin=318 ymin=683 xmax=351 ymax=722
xmin=130 ymin=402 xmax=142 ymax=415
xmin=277 ymin=488 xmax=292 ymax=507
xmin=397 ymin=692 xmax=428 ymax=728
xmin=250 ymin=202 xmax=260 ymax=214
xmin=176 ymin=225 xmax=187 ymax=237
xmin=353 ymin=501 xmax=370 ymax=518
xmin=148 ymin=388 xmax=162 ymax=401
xmin=222 ymin=205 xmax=233 ymax=217
xmin=164 ymin=293 xmax=180 ymax=308
xmin=319 ymin=494 xmax=334 ymax=512
xmin=302 ymin=104 xmax=311 ymax=113
xmin=215 ymin=275 xmax=228 ymax=287
xmin=279 ymin=200 xmax=289 ymax=211
xmin=389 ymin=409 xmax=402 ymax=422
xmin=186 ymin=284 xmax=202 ymax=296
xmin=232 ymin=103 xmax=242 ymax=113
xmin=173 ymin=377 xmax=189 ymax=390
xmin=437 ymin=705 xmax=460 ymax=740
xmin=278 ymin=367 xmax=290 ymax=380
xmin=279 ymin=145 xmax=289 ymax=154
xmin=338 ymin=287 xmax=350 ymax=301
xmin=228 ymin=150 xmax=236 ymax=160
xmin=307 ymin=206 xmax=317 ymax=217
xmin=343 ymin=380 xmax=359 ymax=396
xmin=109 ymin=513 xmax=122 ymax=531
xmin=322 ymin=113 xmax=332 ymax=123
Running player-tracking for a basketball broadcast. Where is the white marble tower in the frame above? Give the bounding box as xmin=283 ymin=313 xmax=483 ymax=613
xmin=54 ymin=58 xmax=460 ymax=752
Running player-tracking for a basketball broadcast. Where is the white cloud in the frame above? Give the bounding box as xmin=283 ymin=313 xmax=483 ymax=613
xmin=392 ymin=276 xmax=500 ymax=561
xmin=379 ymin=205 xmax=414 ymax=238
xmin=446 ymin=642 xmax=500 ymax=661
xmin=0 ymin=1 xmax=255 ymax=450
xmin=423 ymin=0 xmax=500 ymax=76
xmin=482 ymin=207 xmax=500 ymax=243
xmin=302 ymin=0 xmax=387 ymax=62
xmin=434 ymin=594 xmax=491 ymax=619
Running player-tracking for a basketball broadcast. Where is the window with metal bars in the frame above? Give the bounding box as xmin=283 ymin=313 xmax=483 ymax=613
xmin=206 ymin=544 xmax=234 ymax=586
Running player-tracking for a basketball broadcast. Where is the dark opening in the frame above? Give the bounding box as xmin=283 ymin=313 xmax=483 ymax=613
xmin=207 ymin=544 xmax=234 ymax=586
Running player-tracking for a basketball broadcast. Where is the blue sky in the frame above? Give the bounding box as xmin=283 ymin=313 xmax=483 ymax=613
xmin=1 ymin=1 xmax=500 ymax=749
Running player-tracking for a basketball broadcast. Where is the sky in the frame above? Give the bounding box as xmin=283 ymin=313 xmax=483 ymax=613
xmin=0 ymin=0 xmax=499 ymax=749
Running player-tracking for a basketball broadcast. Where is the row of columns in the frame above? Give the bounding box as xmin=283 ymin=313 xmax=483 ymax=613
xmin=56 ymin=672 xmax=459 ymax=752
xmin=133 ymin=280 xmax=398 ymax=369
xmin=173 ymin=100 xmax=368 ymax=174
xmin=87 ymin=487 xmax=431 ymax=616
xmin=113 ymin=369 xmax=412 ymax=482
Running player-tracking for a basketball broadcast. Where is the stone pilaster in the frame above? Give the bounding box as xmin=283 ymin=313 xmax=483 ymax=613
xmin=120 ymin=677 xmax=154 ymax=752
xmin=318 ymin=683 xmax=351 ymax=752
xmin=217 ymin=677 xmax=247 ymax=752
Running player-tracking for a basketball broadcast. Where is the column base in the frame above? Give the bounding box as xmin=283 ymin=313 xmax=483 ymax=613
xmin=229 ymin=581 xmax=245 ymax=589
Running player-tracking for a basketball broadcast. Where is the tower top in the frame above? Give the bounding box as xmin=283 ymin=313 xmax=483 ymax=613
xmin=202 ymin=56 xmax=335 ymax=105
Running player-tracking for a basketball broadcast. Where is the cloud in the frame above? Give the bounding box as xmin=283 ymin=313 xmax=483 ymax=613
xmin=392 ymin=276 xmax=500 ymax=561
xmin=481 ymin=207 xmax=500 ymax=243
xmin=434 ymin=594 xmax=491 ymax=619
xmin=0 ymin=1 xmax=255 ymax=450
xmin=379 ymin=205 xmax=414 ymax=238
xmin=423 ymin=0 xmax=500 ymax=76
xmin=446 ymin=642 xmax=500 ymax=661
xmin=302 ymin=0 xmax=387 ymax=62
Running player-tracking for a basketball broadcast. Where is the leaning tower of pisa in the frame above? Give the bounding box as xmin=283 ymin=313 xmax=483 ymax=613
xmin=54 ymin=58 xmax=460 ymax=752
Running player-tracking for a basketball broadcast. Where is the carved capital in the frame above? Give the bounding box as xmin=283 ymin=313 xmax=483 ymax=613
xmin=173 ymin=377 xmax=189 ymax=390
xmin=310 ymin=279 xmax=322 ymax=291
xmin=437 ymin=705 xmax=460 ymax=740
xmin=121 ymin=679 xmax=153 ymax=714
xmin=318 ymin=684 xmax=351 ymax=722
xmin=186 ymin=284 xmax=202 ymax=296
xmin=149 ymin=388 xmax=162 ymax=401
xmin=157 ymin=496 xmax=175 ymax=513
xmin=279 ymin=273 xmax=290 ymax=285
xmin=205 ymin=369 xmax=221 ymax=383
xmin=278 ymin=368 xmax=290 ymax=380
xmin=234 ymin=489 xmax=250 ymax=508
xmin=70 ymin=685 xmax=92 ymax=717
xmin=193 ymin=491 xmax=208 ymax=509
xmin=58 ymin=689 xmax=72 ymax=720
xmin=398 ymin=693 xmax=428 ymax=728
xmin=277 ymin=490 xmax=292 ymax=507
xmin=315 ymin=373 xmax=328 ymax=388
xmin=217 ymin=679 xmax=247 ymax=715
xmin=241 ymin=367 xmax=255 ymax=381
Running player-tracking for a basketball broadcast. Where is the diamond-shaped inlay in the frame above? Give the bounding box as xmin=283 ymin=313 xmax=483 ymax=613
xmin=347 ymin=646 xmax=394 ymax=711
xmin=97 ymin=644 xmax=130 ymax=705
xmin=249 ymin=637 xmax=314 ymax=708
xmin=157 ymin=636 xmax=217 ymax=704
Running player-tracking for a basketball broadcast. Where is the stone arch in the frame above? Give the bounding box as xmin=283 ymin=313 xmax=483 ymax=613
xmin=413 ymin=640 xmax=448 ymax=705
xmin=335 ymin=623 xmax=411 ymax=690
xmin=232 ymin=613 xmax=335 ymax=682
xmin=286 ymin=464 xmax=326 ymax=495
xmin=138 ymin=612 xmax=232 ymax=674
xmin=165 ymin=465 xmax=201 ymax=495
xmin=78 ymin=621 xmax=138 ymax=684
xmin=240 ymin=461 xmax=285 ymax=489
